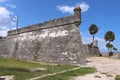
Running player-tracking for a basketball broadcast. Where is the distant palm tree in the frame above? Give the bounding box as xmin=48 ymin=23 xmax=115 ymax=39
xmin=104 ymin=31 xmax=115 ymax=53
xmin=104 ymin=31 xmax=115 ymax=43
xmin=89 ymin=24 xmax=99 ymax=55
xmin=106 ymin=43 xmax=113 ymax=52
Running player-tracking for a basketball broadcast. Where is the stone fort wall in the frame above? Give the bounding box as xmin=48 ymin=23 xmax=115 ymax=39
xmin=0 ymin=6 xmax=86 ymax=65
xmin=83 ymin=44 xmax=100 ymax=56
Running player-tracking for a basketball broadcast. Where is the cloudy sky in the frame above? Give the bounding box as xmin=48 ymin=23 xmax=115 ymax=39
xmin=0 ymin=0 xmax=120 ymax=52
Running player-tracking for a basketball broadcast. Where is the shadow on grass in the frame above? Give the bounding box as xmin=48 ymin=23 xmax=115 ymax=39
xmin=0 ymin=66 xmax=47 ymax=80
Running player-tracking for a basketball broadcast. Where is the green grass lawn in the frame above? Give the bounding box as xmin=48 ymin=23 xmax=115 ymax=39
xmin=38 ymin=67 xmax=96 ymax=80
xmin=115 ymin=75 xmax=120 ymax=80
xmin=0 ymin=58 xmax=96 ymax=80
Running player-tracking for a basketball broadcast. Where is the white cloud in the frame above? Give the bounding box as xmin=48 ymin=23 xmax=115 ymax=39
xmin=57 ymin=6 xmax=74 ymax=14
xmin=57 ymin=2 xmax=89 ymax=14
xmin=78 ymin=2 xmax=89 ymax=12
xmin=0 ymin=0 xmax=6 ymax=3
xmin=82 ymin=36 xmax=92 ymax=44
xmin=5 ymin=4 xmax=17 ymax=8
xmin=0 ymin=6 xmax=10 ymax=26
xmin=0 ymin=6 xmax=15 ymax=36
xmin=0 ymin=26 xmax=10 ymax=36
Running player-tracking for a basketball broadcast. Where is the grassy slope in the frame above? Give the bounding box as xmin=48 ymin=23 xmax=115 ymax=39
xmin=0 ymin=58 xmax=96 ymax=80
xmin=0 ymin=58 xmax=76 ymax=80
xmin=38 ymin=67 xmax=96 ymax=80
xmin=115 ymin=75 xmax=120 ymax=80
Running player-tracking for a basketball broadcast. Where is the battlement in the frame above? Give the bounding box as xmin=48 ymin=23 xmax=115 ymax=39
xmin=8 ymin=6 xmax=81 ymax=36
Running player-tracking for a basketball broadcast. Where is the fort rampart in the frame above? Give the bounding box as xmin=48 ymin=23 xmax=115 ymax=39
xmin=0 ymin=6 xmax=86 ymax=65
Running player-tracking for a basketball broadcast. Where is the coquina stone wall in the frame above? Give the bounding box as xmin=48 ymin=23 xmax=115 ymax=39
xmin=0 ymin=6 xmax=86 ymax=65
xmin=0 ymin=37 xmax=6 ymax=55
xmin=83 ymin=43 xmax=101 ymax=56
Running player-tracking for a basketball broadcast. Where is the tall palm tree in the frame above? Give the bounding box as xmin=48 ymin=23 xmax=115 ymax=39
xmin=89 ymin=24 xmax=99 ymax=44
xmin=89 ymin=24 xmax=99 ymax=55
xmin=104 ymin=31 xmax=115 ymax=53
xmin=104 ymin=31 xmax=115 ymax=43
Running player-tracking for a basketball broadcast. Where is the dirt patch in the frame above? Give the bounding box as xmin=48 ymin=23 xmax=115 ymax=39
xmin=74 ymin=57 xmax=120 ymax=80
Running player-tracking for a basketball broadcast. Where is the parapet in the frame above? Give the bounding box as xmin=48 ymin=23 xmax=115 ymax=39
xmin=8 ymin=6 xmax=81 ymax=36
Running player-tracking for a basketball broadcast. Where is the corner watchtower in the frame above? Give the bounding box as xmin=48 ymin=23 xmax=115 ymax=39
xmin=74 ymin=6 xmax=81 ymax=26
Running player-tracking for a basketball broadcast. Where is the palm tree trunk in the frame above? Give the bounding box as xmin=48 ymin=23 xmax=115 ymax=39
xmin=108 ymin=41 xmax=110 ymax=53
xmin=92 ymin=34 xmax=95 ymax=56
xmin=93 ymin=34 xmax=94 ymax=45
xmin=108 ymin=48 xmax=109 ymax=53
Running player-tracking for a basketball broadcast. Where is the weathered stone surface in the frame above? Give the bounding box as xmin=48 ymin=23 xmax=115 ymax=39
xmin=0 ymin=37 xmax=6 ymax=58
xmin=0 ymin=6 xmax=86 ymax=65
xmin=83 ymin=43 xmax=100 ymax=56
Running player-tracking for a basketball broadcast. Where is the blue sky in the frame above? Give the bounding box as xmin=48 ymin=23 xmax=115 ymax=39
xmin=0 ymin=0 xmax=120 ymax=52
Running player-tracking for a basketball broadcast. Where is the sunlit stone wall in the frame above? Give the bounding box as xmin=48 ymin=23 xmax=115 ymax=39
xmin=0 ymin=6 xmax=86 ymax=65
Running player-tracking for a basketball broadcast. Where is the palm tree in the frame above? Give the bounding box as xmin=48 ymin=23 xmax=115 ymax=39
xmin=104 ymin=31 xmax=115 ymax=43
xmin=106 ymin=43 xmax=113 ymax=52
xmin=89 ymin=24 xmax=99 ymax=55
xmin=104 ymin=31 xmax=115 ymax=53
xmin=106 ymin=43 xmax=110 ymax=53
